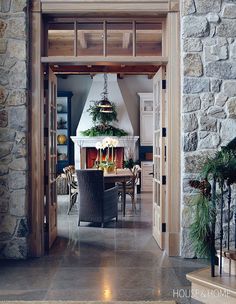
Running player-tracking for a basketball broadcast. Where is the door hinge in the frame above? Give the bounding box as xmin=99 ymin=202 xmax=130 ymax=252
xmin=44 ymin=175 xmax=49 ymax=185
xmin=162 ymin=223 xmax=166 ymax=233
xmin=162 ymin=175 xmax=166 ymax=185
xmin=162 ymin=127 xmax=167 ymax=137
xmin=44 ymin=79 xmax=49 ymax=90
xmin=162 ymin=80 xmax=166 ymax=90
xmin=44 ymin=222 xmax=49 ymax=232
xmin=44 ymin=128 xmax=49 ymax=137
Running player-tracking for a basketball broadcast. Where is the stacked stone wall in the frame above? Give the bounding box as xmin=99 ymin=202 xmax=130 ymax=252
xmin=0 ymin=0 xmax=28 ymax=259
xmin=1 ymin=0 xmax=236 ymax=259
xmin=181 ymin=0 xmax=236 ymax=257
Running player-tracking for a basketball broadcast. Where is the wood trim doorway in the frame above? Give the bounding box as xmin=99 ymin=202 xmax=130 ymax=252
xmin=29 ymin=4 xmax=180 ymax=257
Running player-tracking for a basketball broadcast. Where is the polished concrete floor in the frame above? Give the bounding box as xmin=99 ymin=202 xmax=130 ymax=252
xmin=0 ymin=193 xmax=207 ymax=303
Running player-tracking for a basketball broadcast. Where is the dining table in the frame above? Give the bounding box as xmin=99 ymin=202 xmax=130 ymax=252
xmin=73 ymin=168 xmax=133 ymax=217
xmin=103 ymin=168 xmax=133 ymax=216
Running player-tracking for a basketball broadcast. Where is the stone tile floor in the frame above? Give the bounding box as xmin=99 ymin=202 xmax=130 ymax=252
xmin=0 ymin=193 xmax=206 ymax=303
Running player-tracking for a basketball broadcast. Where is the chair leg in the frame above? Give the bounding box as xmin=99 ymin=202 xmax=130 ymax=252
xmin=68 ymin=192 xmax=78 ymax=214
xmin=67 ymin=187 xmax=72 ymax=214
xmin=78 ymin=220 xmax=80 ymax=226
xmin=67 ymin=203 xmax=71 ymax=215
xmin=131 ymin=194 xmax=136 ymax=211
xmin=72 ymin=192 xmax=77 ymax=207
xmin=120 ymin=193 xmax=123 ymax=212
xmin=116 ymin=216 xmax=118 ymax=222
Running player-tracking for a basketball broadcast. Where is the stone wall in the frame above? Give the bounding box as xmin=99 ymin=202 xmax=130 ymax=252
xmin=181 ymin=0 xmax=236 ymax=257
xmin=0 ymin=0 xmax=28 ymax=258
xmin=1 ymin=0 xmax=236 ymax=259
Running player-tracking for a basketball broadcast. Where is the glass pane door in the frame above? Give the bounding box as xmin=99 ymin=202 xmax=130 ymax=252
xmin=152 ymin=66 xmax=166 ymax=250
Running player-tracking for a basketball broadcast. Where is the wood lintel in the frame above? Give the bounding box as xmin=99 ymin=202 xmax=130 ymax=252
xmin=50 ymin=64 xmax=160 ymax=75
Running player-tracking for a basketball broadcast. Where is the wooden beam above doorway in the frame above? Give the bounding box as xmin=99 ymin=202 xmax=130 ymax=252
xmin=41 ymin=1 xmax=179 ymax=15
xmin=41 ymin=55 xmax=168 ymax=65
xmin=50 ymin=64 xmax=160 ymax=76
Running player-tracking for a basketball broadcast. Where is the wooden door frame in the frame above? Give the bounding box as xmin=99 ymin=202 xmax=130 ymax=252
xmin=29 ymin=0 xmax=45 ymax=256
xmin=165 ymin=12 xmax=181 ymax=256
xmin=29 ymin=1 xmax=180 ymax=257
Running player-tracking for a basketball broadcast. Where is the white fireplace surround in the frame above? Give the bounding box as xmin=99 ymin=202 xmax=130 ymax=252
xmin=77 ymin=74 xmax=134 ymax=136
xmin=71 ymin=136 xmax=139 ymax=169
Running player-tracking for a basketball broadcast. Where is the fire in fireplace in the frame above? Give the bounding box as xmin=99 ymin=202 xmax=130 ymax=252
xmin=86 ymin=147 xmax=124 ymax=168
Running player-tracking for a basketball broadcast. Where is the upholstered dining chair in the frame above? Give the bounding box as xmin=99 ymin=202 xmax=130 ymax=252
xmin=63 ymin=166 xmax=78 ymax=214
xmin=76 ymin=170 xmax=118 ymax=227
xmin=118 ymin=165 xmax=141 ymax=211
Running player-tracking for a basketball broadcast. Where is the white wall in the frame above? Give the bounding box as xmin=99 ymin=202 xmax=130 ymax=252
xmin=58 ymin=75 xmax=93 ymax=135
xmin=58 ymin=75 xmax=153 ymax=136
xmin=118 ymin=75 xmax=153 ymax=135
xmin=77 ymin=74 xmax=134 ymax=135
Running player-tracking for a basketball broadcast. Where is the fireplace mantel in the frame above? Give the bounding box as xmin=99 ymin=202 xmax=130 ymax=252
xmin=71 ymin=135 xmax=139 ymax=169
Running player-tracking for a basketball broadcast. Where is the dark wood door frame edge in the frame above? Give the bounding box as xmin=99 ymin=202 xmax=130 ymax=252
xmin=29 ymin=2 xmax=45 ymax=257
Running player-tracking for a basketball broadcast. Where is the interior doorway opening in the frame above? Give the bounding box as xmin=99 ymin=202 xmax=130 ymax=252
xmin=30 ymin=9 xmax=180 ymax=258
xmin=44 ymin=64 xmax=165 ymax=254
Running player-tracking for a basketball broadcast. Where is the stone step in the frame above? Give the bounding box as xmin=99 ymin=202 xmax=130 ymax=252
xmin=187 ymin=267 xmax=236 ymax=304
xmin=217 ymin=250 xmax=236 ymax=275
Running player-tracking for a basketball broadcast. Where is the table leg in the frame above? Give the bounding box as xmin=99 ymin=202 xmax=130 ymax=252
xmin=122 ymin=181 xmax=126 ymax=216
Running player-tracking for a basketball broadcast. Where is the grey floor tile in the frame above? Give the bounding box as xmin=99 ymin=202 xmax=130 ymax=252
xmin=0 ymin=289 xmax=47 ymax=301
xmin=0 ymin=193 xmax=208 ymax=302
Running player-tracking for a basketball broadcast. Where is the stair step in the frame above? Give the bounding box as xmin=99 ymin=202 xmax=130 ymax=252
xmin=217 ymin=250 xmax=236 ymax=275
xmin=187 ymin=267 xmax=236 ymax=304
xmin=223 ymin=250 xmax=236 ymax=261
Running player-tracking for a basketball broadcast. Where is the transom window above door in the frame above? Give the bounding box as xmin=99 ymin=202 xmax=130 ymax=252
xmin=47 ymin=20 xmax=163 ymax=57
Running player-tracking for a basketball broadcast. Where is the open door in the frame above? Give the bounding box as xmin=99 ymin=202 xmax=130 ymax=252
xmin=152 ymin=66 xmax=167 ymax=250
xmin=44 ymin=67 xmax=57 ymax=250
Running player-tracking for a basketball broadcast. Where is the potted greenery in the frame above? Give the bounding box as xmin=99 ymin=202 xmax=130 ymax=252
xmin=95 ymin=137 xmax=119 ymax=173
xmin=124 ymin=158 xmax=136 ymax=171
xmin=189 ymin=142 xmax=236 ymax=277
xmin=81 ymin=101 xmax=128 ymax=137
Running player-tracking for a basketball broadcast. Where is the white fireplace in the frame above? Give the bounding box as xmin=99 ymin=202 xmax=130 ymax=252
xmin=77 ymin=74 xmax=134 ymax=135
xmin=71 ymin=74 xmax=139 ymax=168
xmin=71 ymin=136 xmax=139 ymax=169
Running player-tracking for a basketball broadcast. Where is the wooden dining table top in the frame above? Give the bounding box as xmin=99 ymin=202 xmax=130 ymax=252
xmin=103 ymin=168 xmax=133 ymax=182
xmin=73 ymin=168 xmax=133 ymax=180
xmin=104 ymin=168 xmax=133 ymax=177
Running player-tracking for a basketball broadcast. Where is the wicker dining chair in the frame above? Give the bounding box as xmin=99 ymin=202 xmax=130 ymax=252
xmin=76 ymin=169 xmax=118 ymax=227
xmin=118 ymin=165 xmax=141 ymax=210
xmin=63 ymin=166 xmax=78 ymax=214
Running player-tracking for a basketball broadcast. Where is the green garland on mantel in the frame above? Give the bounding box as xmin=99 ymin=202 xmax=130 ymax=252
xmin=80 ymin=124 xmax=128 ymax=137
xmin=80 ymin=100 xmax=128 ymax=137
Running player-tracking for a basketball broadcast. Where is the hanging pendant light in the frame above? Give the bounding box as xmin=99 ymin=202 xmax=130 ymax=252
xmin=98 ymin=74 xmax=113 ymax=111
xmin=100 ymin=107 xmax=113 ymax=113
